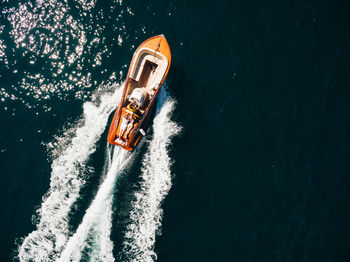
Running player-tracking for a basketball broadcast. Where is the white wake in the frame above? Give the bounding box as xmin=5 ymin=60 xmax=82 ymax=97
xmin=18 ymin=84 xmax=123 ymax=262
xmin=121 ymin=88 xmax=181 ymax=261
xmin=58 ymin=87 xmax=180 ymax=262
xmin=58 ymin=145 xmax=133 ymax=262
xmin=18 ymin=83 xmax=180 ymax=262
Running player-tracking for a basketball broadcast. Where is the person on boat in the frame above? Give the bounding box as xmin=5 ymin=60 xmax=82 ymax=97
xmin=124 ymin=117 xmax=135 ymax=140
xmin=127 ymin=101 xmax=137 ymax=112
xmin=119 ymin=113 xmax=131 ymax=140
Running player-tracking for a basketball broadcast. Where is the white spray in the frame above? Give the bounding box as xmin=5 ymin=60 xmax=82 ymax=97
xmin=58 ymin=146 xmax=133 ymax=262
xmin=18 ymin=85 xmax=123 ymax=262
xmin=18 ymin=83 xmax=180 ymax=262
xmin=121 ymin=87 xmax=181 ymax=261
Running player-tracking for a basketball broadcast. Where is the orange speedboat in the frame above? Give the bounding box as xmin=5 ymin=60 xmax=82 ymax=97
xmin=107 ymin=35 xmax=171 ymax=151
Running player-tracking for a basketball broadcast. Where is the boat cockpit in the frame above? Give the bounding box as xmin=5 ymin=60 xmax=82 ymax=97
xmin=122 ymin=47 xmax=168 ymax=114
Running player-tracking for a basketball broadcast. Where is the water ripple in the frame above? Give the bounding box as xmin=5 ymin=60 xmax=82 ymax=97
xmin=0 ymin=0 xmax=131 ymax=110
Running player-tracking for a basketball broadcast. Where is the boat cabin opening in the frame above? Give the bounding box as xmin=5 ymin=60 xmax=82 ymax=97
xmin=139 ymin=60 xmax=158 ymax=87
xmin=122 ymin=48 xmax=169 ymax=114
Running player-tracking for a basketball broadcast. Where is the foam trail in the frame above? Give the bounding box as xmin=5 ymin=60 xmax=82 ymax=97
xmin=18 ymin=85 xmax=123 ymax=262
xmin=122 ymin=88 xmax=181 ymax=261
xmin=58 ymin=146 xmax=133 ymax=262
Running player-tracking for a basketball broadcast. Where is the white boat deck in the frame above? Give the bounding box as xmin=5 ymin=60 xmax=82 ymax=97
xmin=129 ymin=47 xmax=168 ymax=96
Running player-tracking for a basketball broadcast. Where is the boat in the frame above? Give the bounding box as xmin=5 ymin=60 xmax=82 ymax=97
xmin=107 ymin=34 xmax=171 ymax=151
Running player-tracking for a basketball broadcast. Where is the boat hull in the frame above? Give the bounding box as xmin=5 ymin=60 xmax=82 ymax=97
xmin=107 ymin=35 xmax=171 ymax=151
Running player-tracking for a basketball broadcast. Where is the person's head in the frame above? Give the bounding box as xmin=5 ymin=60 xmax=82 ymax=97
xmin=132 ymin=100 xmax=139 ymax=108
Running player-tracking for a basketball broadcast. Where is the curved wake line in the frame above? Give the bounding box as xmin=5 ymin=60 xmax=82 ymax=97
xmin=17 ymin=85 xmax=123 ymax=262
xmin=18 ymin=83 xmax=180 ymax=262
xmin=58 ymin=87 xmax=181 ymax=262
xmin=58 ymin=146 xmax=132 ymax=262
xmin=121 ymin=88 xmax=181 ymax=261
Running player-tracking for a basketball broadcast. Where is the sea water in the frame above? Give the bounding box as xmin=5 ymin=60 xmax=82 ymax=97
xmin=1 ymin=0 xmax=350 ymax=261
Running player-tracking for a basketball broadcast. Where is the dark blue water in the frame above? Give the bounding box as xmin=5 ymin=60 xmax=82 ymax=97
xmin=1 ymin=0 xmax=350 ymax=261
